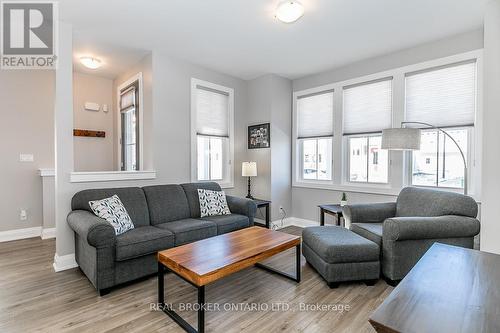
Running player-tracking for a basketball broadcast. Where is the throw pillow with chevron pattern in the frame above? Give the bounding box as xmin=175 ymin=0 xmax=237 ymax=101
xmin=89 ymin=195 xmax=135 ymax=235
xmin=198 ymin=189 xmax=232 ymax=217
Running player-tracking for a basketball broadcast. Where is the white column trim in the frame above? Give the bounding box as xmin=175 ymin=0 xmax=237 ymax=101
xmin=53 ymin=253 xmax=78 ymax=272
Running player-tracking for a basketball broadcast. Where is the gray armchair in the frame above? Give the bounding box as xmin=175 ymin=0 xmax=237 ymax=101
xmin=343 ymin=187 xmax=480 ymax=284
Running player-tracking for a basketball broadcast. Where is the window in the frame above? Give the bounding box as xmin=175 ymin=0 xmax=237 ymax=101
xmin=343 ymin=78 xmax=392 ymax=184
xmin=296 ymin=90 xmax=334 ymax=181
xmin=412 ymin=128 xmax=469 ymax=188
xmin=406 ymin=61 xmax=476 ymax=189
xmin=191 ymin=79 xmax=234 ymax=186
xmin=292 ymin=51 xmax=481 ymax=195
xmin=119 ymin=78 xmax=141 ymax=171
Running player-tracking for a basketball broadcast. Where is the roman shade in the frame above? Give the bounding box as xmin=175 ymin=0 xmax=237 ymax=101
xmin=405 ymin=60 xmax=476 ymax=128
xmin=120 ymin=86 xmax=136 ymax=113
xmin=297 ymin=90 xmax=334 ymax=139
xmin=196 ymin=85 xmax=229 ymax=137
xmin=343 ymin=78 xmax=392 ymax=135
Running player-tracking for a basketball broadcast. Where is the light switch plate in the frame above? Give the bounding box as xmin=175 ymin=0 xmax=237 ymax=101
xmin=84 ymin=102 xmax=100 ymax=111
xmin=19 ymin=154 xmax=34 ymax=162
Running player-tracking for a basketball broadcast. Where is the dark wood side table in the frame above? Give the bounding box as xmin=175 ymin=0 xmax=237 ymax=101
xmin=318 ymin=204 xmax=344 ymax=227
xmin=253 ymin=199 xmax=271 ymax=229
xmin=369 ymin=243 xmax=500 ymax=333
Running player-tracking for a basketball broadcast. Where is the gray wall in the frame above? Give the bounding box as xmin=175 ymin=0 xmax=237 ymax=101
xmin=0 ymin=70 xmax=54 ymax=232
xmin=269 ymin=75 xmax=292 ymax=221
xmin=245 ymin=74 xmax=292 ymax=221
xmin=151 ymin=52 xmax=248 ymax=195
xmin=246 ymin=75 xmax=272 ymax=201
xmin=481 ymin=0 xmax=500 ymax=255
xmin=73 ymin=72 xmax=114 ymax=171
xmin=291 ymin=29 xmax=484 ymax=223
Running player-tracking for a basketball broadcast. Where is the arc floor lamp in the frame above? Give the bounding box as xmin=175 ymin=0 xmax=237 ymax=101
xmin=381 ymin=121 xmax=468 ymax=195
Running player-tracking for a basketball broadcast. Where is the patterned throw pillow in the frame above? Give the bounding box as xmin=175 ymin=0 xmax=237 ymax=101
xmin=89 ymin=195 xmax=135 ymax=235
xmin=197 ymin=189 xmax=231 ymax=217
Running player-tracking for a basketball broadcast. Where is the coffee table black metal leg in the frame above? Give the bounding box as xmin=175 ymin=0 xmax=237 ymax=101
xmin=296 ymin=243 xmax=301 ymax=282
xmin=255 ymin=243 xmax=301 ymax=283
xmin=198 ymin=285 xmax=205 ymax=333
xmin=158 ymin=262 xmax=165 ymax=306
xmin=320 ymin=208 xmax=325 ymax=226
xmin=265 ymin=204 xmax=270 ymax=229
xmin=158 ymin=262 xmax=205 ymax=333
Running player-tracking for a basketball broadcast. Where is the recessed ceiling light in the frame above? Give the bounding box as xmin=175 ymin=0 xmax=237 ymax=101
xmin=275 ymin=1 xmax=304 ymax=23
xmin=80 ymin=56 xmax=102 ymax=69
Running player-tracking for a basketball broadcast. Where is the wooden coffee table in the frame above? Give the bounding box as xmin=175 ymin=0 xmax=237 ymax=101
xmin=157 ymin=226 xmax=301 ymax=333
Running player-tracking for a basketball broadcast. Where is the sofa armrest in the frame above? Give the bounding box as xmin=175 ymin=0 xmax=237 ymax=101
xmin=67 ymin=210 xmax=116 ymax=248
xmin=226 ymin=195 xmax=257 ymax=218
xmin=343 ymin=202 xmax=396 ymax=226
xmin=383 ymin=215 xmax=480 ymax=241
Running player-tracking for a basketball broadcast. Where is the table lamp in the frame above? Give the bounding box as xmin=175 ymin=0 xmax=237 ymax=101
xmin=242 ymin=162 xmax=257 ymax=199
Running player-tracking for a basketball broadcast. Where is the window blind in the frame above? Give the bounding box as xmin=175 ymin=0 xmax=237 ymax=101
xmin=297 ymin=90 xmax=334 ymax=139
xmin=120 ymin=86 xmax=136 ymax=112
xmin=343 ymin=78 xmax=392 ymax=135
xmin=405 ymin=60 xmax=476 ymax=128
xmin=196 ymin=85 xmax=229 ymax=137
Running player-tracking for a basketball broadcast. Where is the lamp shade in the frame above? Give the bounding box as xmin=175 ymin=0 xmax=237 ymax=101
xmin=381 ymin=128 xmax=421 ymax=150
xmin=242 ymin=162 xmax=257 ymax=177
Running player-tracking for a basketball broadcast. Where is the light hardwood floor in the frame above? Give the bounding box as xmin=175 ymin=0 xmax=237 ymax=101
xmin=0 ymin=226 xmax=393 ymax=333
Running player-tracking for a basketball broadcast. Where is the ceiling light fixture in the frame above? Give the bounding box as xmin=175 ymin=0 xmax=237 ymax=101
xmin=275 ymin=0 xmax=304 ymax=23
xmin=80 ymin=56 xmax=102 ymax=69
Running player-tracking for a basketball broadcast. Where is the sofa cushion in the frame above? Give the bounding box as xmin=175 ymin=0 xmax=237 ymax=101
xmin=302 ymin=226 xmax=379 ymax=264
xmin=143 ymin=185 xmax=191 ymax=225
xmin=203 ymin=214 xmax=249 ymax=234
xmin=71 ymin=187 xmax=151 ymax=227
xmin=350 ymin=223 xmax=383 ymax=247
xmin=156 ymin=219 xmax=217 ymax=246
xmin=396 ymin=187 xmax=478 ymax=218
xmin=115 ymin=226 xmax=174 ymax=261
xmin=181 ymin=182 xmax=222 ymax=218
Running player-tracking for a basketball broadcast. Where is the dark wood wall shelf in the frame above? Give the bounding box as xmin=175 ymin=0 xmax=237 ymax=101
xmin=73 ymin=129 xmax=106 ymax=138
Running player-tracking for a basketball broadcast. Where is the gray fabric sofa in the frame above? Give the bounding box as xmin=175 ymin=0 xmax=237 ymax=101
xmin=67 ymin=182 xmax=257 ymax=295
xmin=343 ymin=187 xmax=480 ymax=284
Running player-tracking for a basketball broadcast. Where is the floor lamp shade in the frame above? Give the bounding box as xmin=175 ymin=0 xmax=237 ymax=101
xmin=242 ymin=162 xmax=257 ymax=177
xmin=381 ymin=128 xmax=421 ymax=150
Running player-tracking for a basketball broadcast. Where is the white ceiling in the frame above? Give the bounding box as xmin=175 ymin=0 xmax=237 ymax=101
xmin=61 ymin=0 xmax=488 ymax=80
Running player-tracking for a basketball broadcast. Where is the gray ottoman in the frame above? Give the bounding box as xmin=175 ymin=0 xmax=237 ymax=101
xmin=302 ymin=226 xmax=380 ymax=288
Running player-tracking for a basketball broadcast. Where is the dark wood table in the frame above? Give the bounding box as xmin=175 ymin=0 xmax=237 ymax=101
xmin=157 ymin=226 xmax=301 ymax=333
xmin=318 ymin=204 xmax=344 ymax=226
xmin=369 ymin=243 xmax=500 ymax=333
xmin=253 ymin=199 xmax=271 ymax=229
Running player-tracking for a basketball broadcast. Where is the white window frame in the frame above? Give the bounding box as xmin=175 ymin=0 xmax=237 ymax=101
xmin=190 ymin=78 xmax=234 ymax=188
xmin=292 ymin=84 xmax=336 ymax=187
xmin=298 ymin=137 xmax=334 ymax=182
xmin=292 ymin=49 xmax=483 ymax=199
xmin=345 ymin=133 xmax=390 ymax=185
xmin=407 ymin=126 xmax=475 ymax=192
xmin=116 ymin=72 xmax=144 ymax=171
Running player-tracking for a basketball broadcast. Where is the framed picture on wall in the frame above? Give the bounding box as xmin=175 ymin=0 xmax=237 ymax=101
xmin=248 ymin=123 xmax=270 ymax=149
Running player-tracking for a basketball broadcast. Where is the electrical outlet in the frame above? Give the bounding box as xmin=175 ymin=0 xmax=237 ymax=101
xmin=20 ymin=209 xmax=27 ymax=221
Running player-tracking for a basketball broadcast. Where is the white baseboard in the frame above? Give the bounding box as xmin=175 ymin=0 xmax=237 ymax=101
xmin=273 ymin=217 xmax=318 ymax=229
xmin=41 ymin=227 xmax=56 ymax=239
xmin=0 ymin=226 xmax=57 ymax=243
xmin=0 ymin=226 xmax=42 ymax=242
xmin=53 ymin=253 xmax=78 ymax=272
